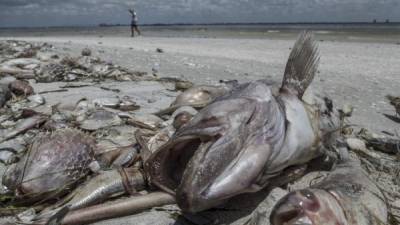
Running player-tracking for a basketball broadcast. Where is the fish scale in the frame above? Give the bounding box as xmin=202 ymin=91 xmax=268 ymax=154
xmin=2 ymin=128 xmax=96 ymax=199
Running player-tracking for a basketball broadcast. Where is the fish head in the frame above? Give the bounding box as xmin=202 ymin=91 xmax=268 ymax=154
xmin=147 ymin=82 xmax=285 ymax=213
xmin=270 ymin=189 xmax=347 ymax=225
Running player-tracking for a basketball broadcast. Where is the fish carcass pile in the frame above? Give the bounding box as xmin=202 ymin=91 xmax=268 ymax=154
xmin=0 ymin=32 xmax=399 ymax=225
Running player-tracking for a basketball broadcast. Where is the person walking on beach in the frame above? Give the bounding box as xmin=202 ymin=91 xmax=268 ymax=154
xmin=129 ymin=8 xmax=141 ymax=37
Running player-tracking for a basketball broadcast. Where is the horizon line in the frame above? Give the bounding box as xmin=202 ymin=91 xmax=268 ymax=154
xmin=1 ymin=21 xmax=400 ymax=29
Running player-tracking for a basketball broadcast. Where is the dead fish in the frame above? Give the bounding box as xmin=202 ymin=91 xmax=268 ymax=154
xmin=147 ymin=31 xmax=333 ymax=213
xmin=80 ymin=110 xmax=122 ymax=131
xmin=2 ymin=128 xmax=96 ymax=199
xmin=155 ymin=84 xmax=233 ymax=116
xmin=358 ymin=129 xmax=400 ymax=155
xmin=127 ymin=114 xmax=164 ymax=131
xmin=270 ymin=159 xmax=387 ymax=225
xmin=0 ymin=114 xmax=47 ymax=143
xmin=0 ymin=84 xmax=11 ymax=107
xmin=52 ymin=168 xmax=145 ymax=211
xmin=0 ymin=58 xmax=39 ymax=79
xmin=9 ymin=80 xmax=34 ymax=96
xmin=386 ymin=95 xmax=400 ymax=116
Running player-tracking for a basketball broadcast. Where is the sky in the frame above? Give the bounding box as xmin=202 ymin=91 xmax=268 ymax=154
xmin=0 ymin=0 xmax=399 ymax=27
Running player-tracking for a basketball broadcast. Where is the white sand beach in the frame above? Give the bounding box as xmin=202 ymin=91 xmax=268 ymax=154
xmin=2 ymin=33 xmax=399 ymax=134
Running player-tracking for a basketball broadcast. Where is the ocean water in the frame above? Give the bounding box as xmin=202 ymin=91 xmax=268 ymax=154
xmin=1 ymin=23 xmax=400 ymax=43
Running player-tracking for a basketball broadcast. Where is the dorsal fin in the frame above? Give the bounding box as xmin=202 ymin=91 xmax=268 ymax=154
xmin=281 ymin=31 xmax=319 ymax=98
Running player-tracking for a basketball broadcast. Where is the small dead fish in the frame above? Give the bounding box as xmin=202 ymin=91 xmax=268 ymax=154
xmin=147 ymin=31 xmax=336 ymax=213
xmin=386 ymin=95 xmax=400 ymax=116
xmin=155 ymin=84 xmax=232 ymax=116
xmin=80 ymin=110 xmax=122 ymax=131
xmin=127 ymin=114 xmax=164 ymax=131
xmin=2 ymin=128 xmax=96 ymax=200
xmin=0 ymin=84 xmax=11 ymax=107
xmin=0 ymin=58 xmax=39 ymax=79
xmin=62 ymin=168 xmax=146 ymax=210
xmin=9 ymin=80 xmax=34 ymax=96
xmin=270 ymin=159 xmax=387 ymax=225
xmin=0 ymin=114 xmax=47 ymax=143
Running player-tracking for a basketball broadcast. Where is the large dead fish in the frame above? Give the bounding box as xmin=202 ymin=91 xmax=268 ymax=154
xmin=2 ymin=128 xmax=96 ymax=200
xmin=270 ymin=159 xmax=387 ymax=225
xmin=147 ymin=31 xmax=334 ymax=212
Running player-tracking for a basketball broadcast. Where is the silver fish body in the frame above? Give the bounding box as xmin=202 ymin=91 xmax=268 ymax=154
xmin=270 ymin=160 xmax=387 ymax=225
xmin=147 ymin=32 xmax=326 ymax=212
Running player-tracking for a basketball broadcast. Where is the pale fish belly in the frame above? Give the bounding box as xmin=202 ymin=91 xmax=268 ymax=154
xmin=268 ymin=94 xmax=319 ymax=174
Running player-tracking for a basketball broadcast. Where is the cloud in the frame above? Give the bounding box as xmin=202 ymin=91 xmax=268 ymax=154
xmin=0 ymin=0 xmax=399 ymax=27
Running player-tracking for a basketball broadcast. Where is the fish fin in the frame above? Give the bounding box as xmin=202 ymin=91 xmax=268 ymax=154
xmin=281 ymin=31 xmax=319 ymax=98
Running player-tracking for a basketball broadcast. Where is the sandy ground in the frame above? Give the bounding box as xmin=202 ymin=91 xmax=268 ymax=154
xmin=2 ymin=35 xmax=398 ymax=134
xmin=0 ymin=34 xmax=399 ymax=224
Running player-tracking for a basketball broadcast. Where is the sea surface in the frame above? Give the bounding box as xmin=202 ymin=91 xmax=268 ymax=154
xmin=1 ymin=23 xmax=400 ymax=43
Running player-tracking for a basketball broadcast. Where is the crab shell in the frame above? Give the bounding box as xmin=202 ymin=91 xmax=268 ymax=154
xmin=2 ymin=128 xmax=96 ymax=198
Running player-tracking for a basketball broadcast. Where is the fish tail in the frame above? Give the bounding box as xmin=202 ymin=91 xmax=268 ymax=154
xmin=281 ymin=31 xmax=319 ymax=98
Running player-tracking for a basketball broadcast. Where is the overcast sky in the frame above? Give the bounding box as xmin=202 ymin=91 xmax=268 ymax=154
xmin=0 ymin=0 xmax=399 ymax=27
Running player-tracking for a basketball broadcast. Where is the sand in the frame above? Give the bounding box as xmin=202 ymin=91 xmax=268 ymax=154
xmin=0 ymin=32 xmax=399 ymax=224
xmin=2 ymin=34 xmax=398 ymax=134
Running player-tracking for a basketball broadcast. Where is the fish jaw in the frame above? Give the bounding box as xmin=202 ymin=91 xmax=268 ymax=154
xmin=148 ymin=81 xmax=288 ymax=213
xmin=176 ymin=136 xmax=275 ymax=213
xmin=270 ymin=189 xmax=348 ymax=225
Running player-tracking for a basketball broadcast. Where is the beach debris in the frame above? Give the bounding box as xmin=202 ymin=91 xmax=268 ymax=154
xmin=270 ymin=159 xmax=387 ymax=225
xmin=0 ymin=58 xmax=39 ymax=79
xmin=0 ymin=84 xmax=11 ymax=107
xmin=386 ymin=95 xmax=400 ymax=116
xmin=174 ymin=80 xmax=194 ymax=91
xmin=8 ymin=80 xmax=34 ymax=96
xmin=127 ymin=114 xmax=164 ymax=131
xmin=2 ymin=128 xmax=96 ymax=200
xmin=0 ymin=114 xmax=47 ymax=143
xmin=81 ymin=48 xmax=92 ymax=56
xmin=79 ymin=110 xmax=122 ymax=131
xmin=384 ymin=95 xmax=400 ymax=123
xmin=57 ymin=192 xmax=175 ymax=225
xmin=146 ymin=31 xmax=340 ymax=213
xmin=358 ymin=128 xmax=400 ymax=155
xmin=34 ymin=167 xmax=146 ymax=224
xmin=155 ymin=84 xmax=231 ymax=116
xmin=0 ymin=36 xmax=398 ymax=225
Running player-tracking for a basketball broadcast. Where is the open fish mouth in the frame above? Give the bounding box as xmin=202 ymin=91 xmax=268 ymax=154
xmin=146 ymin=126 xmax=236 ymax=212
xmin=145 ymin=134 xmax=216 ymax=195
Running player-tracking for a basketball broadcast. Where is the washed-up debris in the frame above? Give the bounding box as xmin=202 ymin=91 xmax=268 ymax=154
xmin=270 ymin=158 xmax=387 ymax=225
xmin=9 ymin=80 xmax=34 ymax=96
xmin=0 ymin=35 xmax=398 ymax=225
xmin=387 ymin=95 xmax=400 ymax=116
xmin=146 ymin=31 xmax=338 ymax=213
xmin=2 ymin=128 xmax=96 ymax=200
xmin=0 ymin=84 xmax=11 ymax=107
xmin=81 ymin=48 xmax=92 ymax=57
